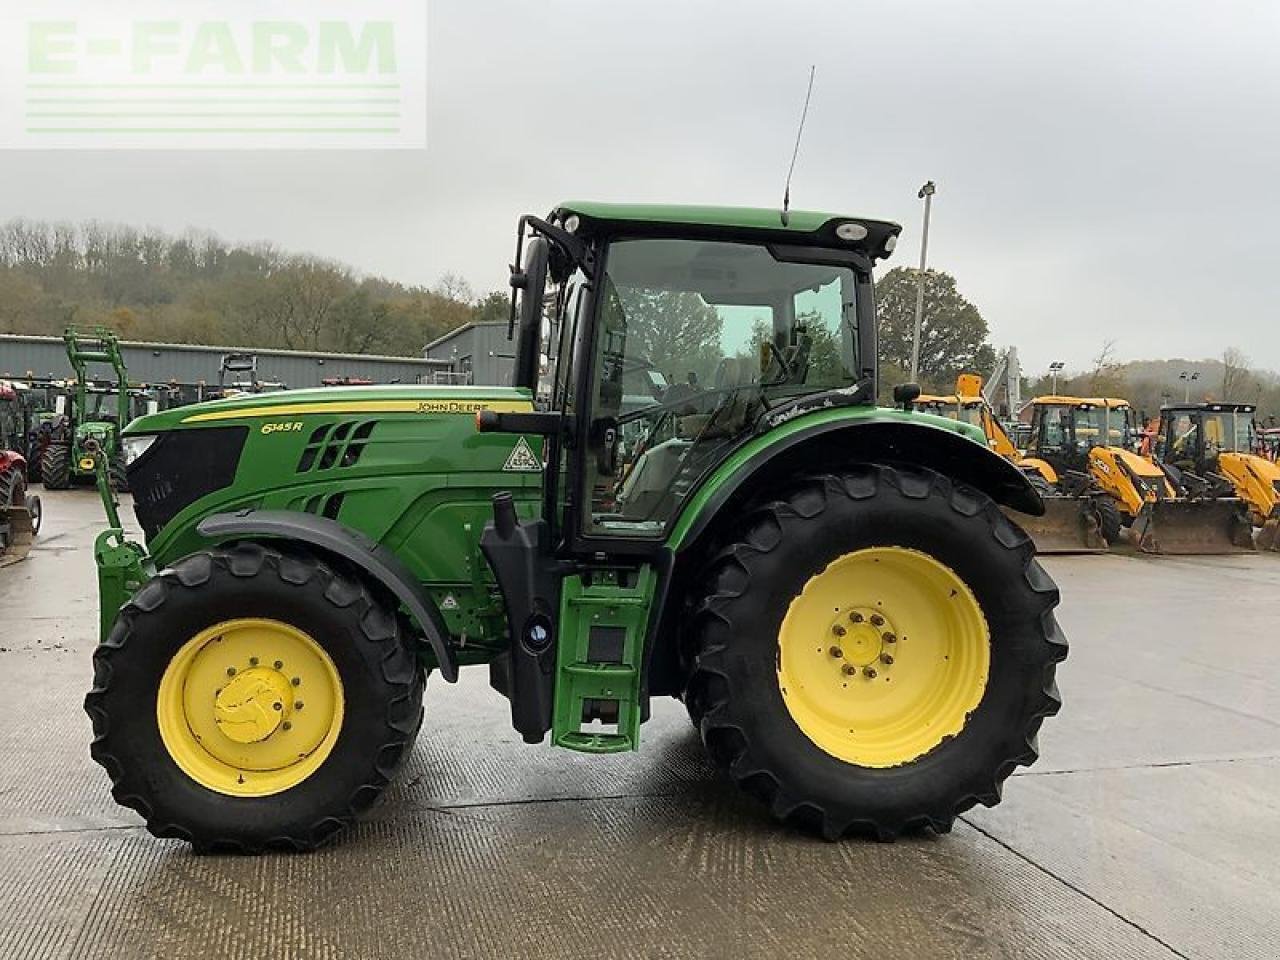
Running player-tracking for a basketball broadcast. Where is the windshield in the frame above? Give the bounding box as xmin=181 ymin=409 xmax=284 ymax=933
xmin=584 ymin=236 xmax=863 ymax=537
xmin=1074 ymin=405 xmax=1130 ymax=449
xmin=1202 ymin=411 xmax=1253 ymax=454
xmin=83 ymin=392 xmax=121 ymax=421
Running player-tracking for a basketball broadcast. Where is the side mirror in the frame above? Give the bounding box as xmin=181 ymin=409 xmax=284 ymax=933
xmin=510 ymin=237 xmax=550 ymax=391
xmin=893 ymin=382 xmax=922 ymax=411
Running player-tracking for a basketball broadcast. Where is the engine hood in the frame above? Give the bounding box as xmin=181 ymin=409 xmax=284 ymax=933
xmin=124 ymin=384 xmax=535 ymax=435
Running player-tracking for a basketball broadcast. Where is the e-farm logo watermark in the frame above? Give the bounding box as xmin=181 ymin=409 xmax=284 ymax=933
xmin=0 ymin=1 xmax=426 ymax=149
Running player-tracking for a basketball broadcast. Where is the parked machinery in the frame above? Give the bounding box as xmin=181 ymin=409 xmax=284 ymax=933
xmin=1155 ymin=402 xmax=1280 ymax=551
xmin=1022 ymin=396 xmax=1253 ymax=554
xmin=0 ymin=382 xmax=42 ymax=566
xmin=915 ymin=380 xmax=1104 ymax=552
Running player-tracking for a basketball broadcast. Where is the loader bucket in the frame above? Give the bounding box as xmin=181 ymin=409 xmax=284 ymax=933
xmin=1131 ymin=499 xmax=1256 ymax=555
xmin=1003 ymin=496 xmax=1107 ymax=554
xmin=0 ymin=502 xmax=37 ymax=568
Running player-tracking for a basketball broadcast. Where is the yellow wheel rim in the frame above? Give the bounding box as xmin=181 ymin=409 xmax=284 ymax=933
xmin=777 ymin=547 xmax=990 ymax=768
xmin=156 ymin=618 xmax=344 ymax=797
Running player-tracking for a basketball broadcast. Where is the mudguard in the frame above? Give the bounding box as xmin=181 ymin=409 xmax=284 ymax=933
xmin=670 ymin=412 xmax=1044 ymax=552
xmin=196 ymin=510 xmax=458 ymax=681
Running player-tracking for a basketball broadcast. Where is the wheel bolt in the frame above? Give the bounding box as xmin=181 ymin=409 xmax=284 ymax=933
xmin=273 ymin=660 xmax=283 ymax=669
xmin=291 ymin=677 xmax=301 ymax=686
xmin=829 ymin=646 xmax=844 ymax=659
xmin=870 ymin=614 xmax=885 ymax=627
xmin=883 ymin=632 xmax=896 ymax=644
xmin=249 ymin=657 xmax=259 ymax=666
xmin=850 ymin=612 xmax=864 ymax=623
xmin=282 ymin=721 xmax=292 ymax=731
xmin=832 ymin=624 xmax=846 ymax=638
xmin=294 ymin=701 xmax=304 ymax=710
xmin=880 ymin=653 xmax=894 ymax=665
xmin=863 ymin=667 xmax=877 ymax=679
xmin=226 ymin=667 xmax=236 ymax=676
xmin=272 ymin=702 xmax=282 ymax=712
xmin=842 ymin=664 xmax=857 ymax=676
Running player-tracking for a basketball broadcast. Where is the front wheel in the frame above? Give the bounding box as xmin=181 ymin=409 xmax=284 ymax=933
xmin=85 ymin=543 xmax=424 ymax=852
xmin=685 ymin=466 xmax=1066 ymax=840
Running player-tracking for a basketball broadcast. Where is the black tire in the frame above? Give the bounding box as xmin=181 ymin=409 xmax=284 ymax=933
xmin=84 ymin=542 xmax=424 ymax=853
xmin=109 ymin=456 xmax=129 ymax=494
xmin=1028 ymin=475 xmax=1055 ymax=498
xmin=684 ymin=466 xmax=1066 ymax=840
xmin=1094 ymin=495 xmax=1123 ymax=543
xmin=41 ymin=444 xmax=70 ymax=490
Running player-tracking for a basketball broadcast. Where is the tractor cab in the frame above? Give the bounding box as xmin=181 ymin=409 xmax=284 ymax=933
xmin=501 ymin=202 xmax=892 ymax=544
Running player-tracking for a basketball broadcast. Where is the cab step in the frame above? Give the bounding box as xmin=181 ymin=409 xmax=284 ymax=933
xmin=553 ymin=564 xmax=657 ymax=753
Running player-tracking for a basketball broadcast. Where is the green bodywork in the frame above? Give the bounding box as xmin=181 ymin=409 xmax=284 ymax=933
xmin=93 ymin=201 xmax=1016 ymax=756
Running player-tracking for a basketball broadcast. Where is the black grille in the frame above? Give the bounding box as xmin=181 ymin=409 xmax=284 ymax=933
xmin=128 ymin=427 xmax=248 ymax=540
xmin=296 ymin=421 xmax=375 ymax=473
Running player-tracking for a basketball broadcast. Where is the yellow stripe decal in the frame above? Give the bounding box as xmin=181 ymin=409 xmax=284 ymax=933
xmin=182 ymin=399 xmax=532 ymax=424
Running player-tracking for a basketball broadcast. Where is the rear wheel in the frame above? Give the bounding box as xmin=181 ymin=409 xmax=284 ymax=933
xmin=1094 ymin=495 xmax=1123 ymax=543
xmin=85 ymin=543 xmax=424 ymax=852
xmin=685 ymin=466 xmax=1066 ymax=839
xmin=41 ymin=444 xmax=70 ymax=490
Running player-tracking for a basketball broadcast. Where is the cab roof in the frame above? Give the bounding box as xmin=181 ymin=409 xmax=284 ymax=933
xmin=1160 ymin=401 xmax=1256 ymax=414
xmin=554 ymin=201 xmax=902 ymax=260
xmin=1031 ymin=395 xmax=1131 ymax=409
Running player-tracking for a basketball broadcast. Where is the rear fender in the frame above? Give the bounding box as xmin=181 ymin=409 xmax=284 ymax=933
xmin=670 ymin=414 xmax=1043 ymax=554
xmin=196 ymin=510 xmax=458 ymax=681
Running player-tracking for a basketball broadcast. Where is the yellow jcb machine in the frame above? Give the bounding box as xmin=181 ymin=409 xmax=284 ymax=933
xmin=1155 ymin=402 xmax=1280 ymax=551
xmin=1021 ymin=397 xmax=1253 ymax=554
xmin=916 ymin=378 xmax=1106 ymax=552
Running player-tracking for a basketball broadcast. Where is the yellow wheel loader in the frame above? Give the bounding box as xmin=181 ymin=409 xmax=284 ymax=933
xmin=915 ymin=379 xmax=1105 ymax=552
xmin=1022 ymin=397 xmax=1253 ymax=554
xmin=1155 ymin=403 xmax=1280 ymax=551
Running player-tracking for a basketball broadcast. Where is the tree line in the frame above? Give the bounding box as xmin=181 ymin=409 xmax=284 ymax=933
xmin=0 ymin=218 xmax=507 ymax=356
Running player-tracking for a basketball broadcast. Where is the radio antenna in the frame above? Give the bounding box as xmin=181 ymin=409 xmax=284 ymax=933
xmin=781 ymin=65 xmax=816 ymax=226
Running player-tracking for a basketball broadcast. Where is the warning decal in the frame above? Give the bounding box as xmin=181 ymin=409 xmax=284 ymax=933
xmin=503 ymin=436 xmax=542 ymax=472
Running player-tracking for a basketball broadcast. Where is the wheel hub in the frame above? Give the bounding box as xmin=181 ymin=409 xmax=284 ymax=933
xmin=214 ymin=667 xmax=294 ymax=744
xmin=832 ymin=607 xmax=894 ymax=668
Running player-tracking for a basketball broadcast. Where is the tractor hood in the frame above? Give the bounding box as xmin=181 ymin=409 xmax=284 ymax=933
xmin=76 ymin=420 xmax=115 ymax=440
xmin=124 ymin=384 xmax=535 ymax=436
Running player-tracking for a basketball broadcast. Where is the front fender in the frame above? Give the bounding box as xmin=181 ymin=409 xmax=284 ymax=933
xmin=669 ymin=410 xmax=1043 ymax=552
xmin=196 ymin=510 xmax=458 ymax=682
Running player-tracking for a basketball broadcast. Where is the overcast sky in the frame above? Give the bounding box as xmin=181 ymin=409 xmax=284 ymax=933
xmin=1 ymin=0 xmax=1277 ymax=376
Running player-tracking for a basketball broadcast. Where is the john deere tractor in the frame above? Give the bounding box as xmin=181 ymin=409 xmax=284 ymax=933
xmin=85 ymin=203 xmax=1066 ymax=851
xmin=41 ymin=328 xmax=132 ymax=491
xmin=1156 ymin=402 xmax=1280 ymax=550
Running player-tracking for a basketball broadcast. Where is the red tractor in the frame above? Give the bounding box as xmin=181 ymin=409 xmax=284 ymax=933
xmin=0 ymin=382 xmax=42 ymax=566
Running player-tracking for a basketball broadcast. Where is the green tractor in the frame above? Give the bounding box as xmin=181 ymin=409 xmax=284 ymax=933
xmin=86 ymin=203 xmax=1066 ymax=852
xmin=41 ymin=328 xmax=136 ymax=491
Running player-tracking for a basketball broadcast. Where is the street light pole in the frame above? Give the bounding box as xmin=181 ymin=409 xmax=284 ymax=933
xmin=1180 ymin=371 xmax=1200 ymax=402
xmin=909 ymin=181 xmax=936 ymax=383
xmin=1049 ymin=361 xmax=1065 ymax=395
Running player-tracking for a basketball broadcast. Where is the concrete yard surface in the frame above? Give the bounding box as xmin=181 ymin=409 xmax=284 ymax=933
xmin=1 ymin=490 xmax=1277 ymax=959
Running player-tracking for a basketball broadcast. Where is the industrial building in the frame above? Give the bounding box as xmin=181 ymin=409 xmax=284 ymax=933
xmin=423 ymin=322 xmax=514 ymax=386
xmin=0 ymin=333 xmax=452 ymax=390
